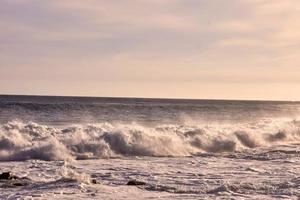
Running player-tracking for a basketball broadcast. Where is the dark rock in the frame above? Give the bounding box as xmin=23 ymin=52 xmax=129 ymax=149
xmin=0 ymin=172 xmax=18 ymax=180
xmin=1 ymin=179 xmax=31 ymax=188
xmin=127 ymin=180 xmax=146 ymax=186
xmin=12 ymin=182 xmax=28 ymax=187
xmin=91 ymin=179 xmax=99 ymax=184
xmin=0 ymin=172 xmax=31 ymax=188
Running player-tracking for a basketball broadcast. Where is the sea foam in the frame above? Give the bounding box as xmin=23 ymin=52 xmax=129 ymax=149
xmin=0 ymin=119 xmax=299 ymax=161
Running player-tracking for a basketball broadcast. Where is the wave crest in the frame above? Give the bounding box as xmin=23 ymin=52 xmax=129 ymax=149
xmin=0 ymin=120 xmax=300 ymax=161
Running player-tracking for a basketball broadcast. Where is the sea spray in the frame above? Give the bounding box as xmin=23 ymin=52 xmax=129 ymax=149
xmin=0 ymin=119 xmax=300 ymax=161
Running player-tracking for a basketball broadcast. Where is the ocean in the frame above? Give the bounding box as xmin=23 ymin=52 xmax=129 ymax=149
xmin=1 ymin=95 xmax=300 ymax=199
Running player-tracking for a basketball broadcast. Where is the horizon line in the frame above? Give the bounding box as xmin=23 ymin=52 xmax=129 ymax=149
xmin=0 ymin=93 xmax=298 ymax=103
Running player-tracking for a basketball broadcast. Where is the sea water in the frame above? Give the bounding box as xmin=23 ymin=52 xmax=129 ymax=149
xmin=1 ymin=95 xmax=300 ymax=199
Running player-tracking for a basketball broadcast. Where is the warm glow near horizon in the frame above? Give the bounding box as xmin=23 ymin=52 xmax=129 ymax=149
xmin=1 ymin=0 xmax=300 ymax=100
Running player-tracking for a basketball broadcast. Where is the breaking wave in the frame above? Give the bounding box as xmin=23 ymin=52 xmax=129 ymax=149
xmin=0 ymin=119 xmax=300 ymax=161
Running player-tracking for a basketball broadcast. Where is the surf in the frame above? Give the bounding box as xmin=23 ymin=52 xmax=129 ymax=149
xmin=1 ymin=119 xmax=300 ymax=161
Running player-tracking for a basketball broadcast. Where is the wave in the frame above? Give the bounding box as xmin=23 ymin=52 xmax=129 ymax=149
xmin=0 ymin=119 xmax=300 ymax=161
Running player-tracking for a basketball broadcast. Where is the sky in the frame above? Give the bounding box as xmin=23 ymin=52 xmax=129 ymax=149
xmin=0 ymin=0 xmax=300 ymax=100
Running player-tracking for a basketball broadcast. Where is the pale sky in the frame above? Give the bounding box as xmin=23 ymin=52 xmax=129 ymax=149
xmin=0 ymin=0 xmax=300 ymax=100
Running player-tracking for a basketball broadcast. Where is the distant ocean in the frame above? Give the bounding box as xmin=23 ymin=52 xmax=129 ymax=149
xmin=1 ymin=95 xmax=300 ymax=199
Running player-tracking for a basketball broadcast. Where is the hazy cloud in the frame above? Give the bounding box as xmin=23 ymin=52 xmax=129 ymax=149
xmin=1 ymin=0 xmax=300 ymax=100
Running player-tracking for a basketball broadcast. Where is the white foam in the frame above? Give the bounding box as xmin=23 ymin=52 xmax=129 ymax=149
xmin=0 ymin=119 xmax=300 ymax=161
